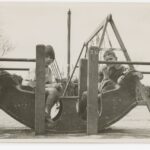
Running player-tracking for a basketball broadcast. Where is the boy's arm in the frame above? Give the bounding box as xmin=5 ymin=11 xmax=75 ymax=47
xmin=45 ymin=83 xmax=62 ymax=92
xmin=99 ymin=65 xmax=110 ymax=81
xmin=98 ymin=71 xmax=104 ymax=82
xmin=24 ymin=68 xmax=36 ymax=87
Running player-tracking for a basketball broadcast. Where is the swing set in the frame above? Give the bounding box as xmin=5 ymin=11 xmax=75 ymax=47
xmin=0 ymin=13 xmax=150 ymax=135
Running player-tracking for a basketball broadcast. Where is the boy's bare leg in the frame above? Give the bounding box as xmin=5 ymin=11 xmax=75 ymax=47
xmin=45 ymin=87 xmax=59 ymax=124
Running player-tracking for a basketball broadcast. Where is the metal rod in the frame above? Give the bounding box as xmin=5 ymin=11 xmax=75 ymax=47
xmin=99 ymin=48 xmax=122 ymax=51
xmin=53 ymin=61 xmax=60 ymax=79
xmin=109 ymin=16 xmax=150 ymax=109
xmin=52 ymin=61 xmax=59 ymax=79
xmin=51 ymin=63 xmax=59 ymax=79
xmin=54 ymin=60 xmax=62 ymax=80
xmin=50 ymin=65 xmax=56 ymax=78
xmin=109 ymin=17 xmax=134 ymax=69
xmin=141 ymin=71 xmax=150 ymax=74
xmin=63 ymin=43 xmax=86 ymax=96
xmin=98 ymin=61 xmax=150 ymax=65
xmin=85 ymin=23 xmax=104 ymax=45
xmin=67 ymin=9 xmax=71 ymax=80
xmin=0 ymin=58 xmax=35 ymax=62
xmin=98 ymin=19 xmax=108 ymax=49
xmin=106 ymin=29 xmax=113 ymax=48
xmin=84 ymin=43 xmax=88 ymax=58
xmin=59 ymin=96 xmax=79 ymax=100
xmin=0 ymin=68 xmax=29 ymax=71
xmin=85 ymin=14 xmax=112 ymax=45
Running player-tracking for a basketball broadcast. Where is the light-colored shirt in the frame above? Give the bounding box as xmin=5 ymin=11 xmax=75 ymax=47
xmin=27 ymin=66 xmax=54 ymax=88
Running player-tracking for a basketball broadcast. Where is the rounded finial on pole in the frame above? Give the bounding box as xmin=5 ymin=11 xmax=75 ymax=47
xmin=67 ymin=9 xmax=71 ymax=81
xmin=68 ymin=9 xmax=71 ymax=15
xmin=107 ymin=13 xmax=112 ymax=21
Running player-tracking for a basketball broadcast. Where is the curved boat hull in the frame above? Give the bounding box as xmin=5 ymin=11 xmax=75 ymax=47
xmin=0 ymin=71 xmax=139 ymax=133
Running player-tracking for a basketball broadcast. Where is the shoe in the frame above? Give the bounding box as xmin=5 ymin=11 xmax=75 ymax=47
xmin=46 ymin=122 xmax=55 ymax=128
xmin=45 ymin=118 xmax=57 ymax=128
xmin=46 ymin=117 xmax=54 ymax=124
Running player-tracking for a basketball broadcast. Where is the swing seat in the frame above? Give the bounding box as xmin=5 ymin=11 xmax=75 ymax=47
xmin=98 ymin=71 xmax=138 ymax=130
xmin=79 ymin=71 xmax=141 ymax=131
xmin=0 ymin=70 xmax=146 ymax=133
xmin=0 ymin=71 xmax=35 ymax=128
xmin=0 ymin=71 xmax=86 ymax=133
xmin=0 ymin=71 xmax=63 ymax=129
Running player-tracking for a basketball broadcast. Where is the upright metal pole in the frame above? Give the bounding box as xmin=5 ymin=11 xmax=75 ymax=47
xmin=67 ymin=9 xmax=71 ymax=80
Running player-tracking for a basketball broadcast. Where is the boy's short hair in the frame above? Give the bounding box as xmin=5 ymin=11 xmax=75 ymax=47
xmin=45 ymin=45 xmax=55 ymax=60
xmin=103 ymin=49 xmax=117 ymax=59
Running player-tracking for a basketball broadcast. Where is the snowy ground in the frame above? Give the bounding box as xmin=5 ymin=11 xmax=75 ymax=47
xmin=0 ymin=106 xmax=150 ymax=142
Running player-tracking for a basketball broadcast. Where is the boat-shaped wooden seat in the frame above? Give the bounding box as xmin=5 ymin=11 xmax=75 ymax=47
xmin=78 ymin=71 xmax=139 ymax=131
xmin=0 ymin=70 xmax=143 ymax=133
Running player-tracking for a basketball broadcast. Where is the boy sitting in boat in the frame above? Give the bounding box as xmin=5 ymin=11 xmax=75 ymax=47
xmin=98 ymin=49 xmax=127 ymax=92
xmin=77 ymin=48 xmax=143 ymax=118
xmin=98 ymin=49 xmax=143 ymax=92
xmin=26 ymin=45 xmax=62 ymax=126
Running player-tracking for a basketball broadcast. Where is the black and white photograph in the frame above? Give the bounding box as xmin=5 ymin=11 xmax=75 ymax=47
xmin=0 ymin=2 xmax=150 ymax=143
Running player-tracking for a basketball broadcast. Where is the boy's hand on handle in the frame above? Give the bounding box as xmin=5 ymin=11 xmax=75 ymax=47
xmin=103 ymin=67 xmax=109 ymax=80
xmin=53 ymin=83 xmax=63 ymax=92
xmin=45 ymin=83 xmax=62 ymax=92
xmin=55 ymin=78 xmax=61 ymax=83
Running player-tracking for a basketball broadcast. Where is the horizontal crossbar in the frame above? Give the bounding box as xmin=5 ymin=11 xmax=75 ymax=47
xmin=60 ymin=96 xmax=79 ymax=100
xmin=99 ymin=61 xmax=150 ymax=66
xmin=0 ymin=68 xmax=29 ymax=71
xmin=141 ymin=71 xmax=150 ymax=74
xmin=0 ymin=58 xmax=35 ymax=62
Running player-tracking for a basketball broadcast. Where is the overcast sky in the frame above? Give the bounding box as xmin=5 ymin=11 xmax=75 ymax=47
xmin=0 ymin=2 xmax=150 ymax=85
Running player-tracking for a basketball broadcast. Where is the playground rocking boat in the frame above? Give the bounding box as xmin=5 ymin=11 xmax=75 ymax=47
xmin=0 ymin=68 xmax=143 ymax=133
xmin=0 ymin=14 xmax=150 ymax=134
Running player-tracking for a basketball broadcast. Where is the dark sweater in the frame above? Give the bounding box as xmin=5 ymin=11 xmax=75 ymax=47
xmin=99 ymin=65 xmax=126 ymax=83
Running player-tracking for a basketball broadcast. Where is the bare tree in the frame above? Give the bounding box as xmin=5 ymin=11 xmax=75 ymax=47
xmin=0 ymin=32 xmax=14 ymax=68
xmin=0 ymin=34 xmax=14 ymax=56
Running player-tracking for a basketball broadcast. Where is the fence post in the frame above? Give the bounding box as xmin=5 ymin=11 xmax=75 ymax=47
xmin=87 ymin=46 xmax=99 ymax=135
xmin=35 ymin=45 xmax=45 ymax=135
xmin=78 ymin=59 xmax=87 ymax=100
xmin=77 ymin=59 xmax=87 ymax=113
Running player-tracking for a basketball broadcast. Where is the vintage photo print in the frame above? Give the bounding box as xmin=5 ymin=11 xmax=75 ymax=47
xmin=0 ymin=2 xmax=150 ymax=143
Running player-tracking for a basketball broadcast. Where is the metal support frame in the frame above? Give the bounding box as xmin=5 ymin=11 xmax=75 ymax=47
xmin=98 ymin=19 xmax=108 ymax=49
xmin=54 ymin=60 xmax=62 ymax=80
xmin=0 ymin=68 xmax=29 ymax=71
xmin=0 ymin=58 xmax=35 ymax=71
xmin=109 ymin=16 xmax=150 ymax=111
xmin=109 ymin=16 xmax=134 ymax=69
xmin=83 ymin=14 xmax=150 ymax=135
xmin=0 ymin=58 xmax=35 ymax=62
xmin=98 ymin=61 xmax=150 ymax=65
xmin=85 ymin=14 xmax=112 ymax=44
xmin=67 ymin=9 xmax=71 ymax=80
xmin=63 ymin=44 xmax=86 ymax=96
